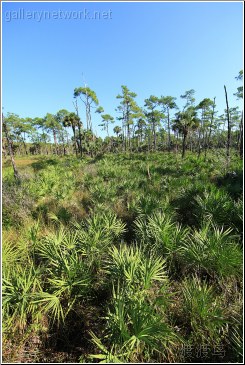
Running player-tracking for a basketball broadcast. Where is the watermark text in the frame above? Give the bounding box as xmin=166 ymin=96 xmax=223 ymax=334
xmin=4 ymin=8 xmax=113 ymax=22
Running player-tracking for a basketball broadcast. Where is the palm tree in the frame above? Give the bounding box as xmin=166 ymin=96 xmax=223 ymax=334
xmin=113 ymin=125 xmax=122 ymax=138
xmin=63 ymin=112 xmax=81 ymax=155
xmin=172 ymin=107 xmax=199 ymax=158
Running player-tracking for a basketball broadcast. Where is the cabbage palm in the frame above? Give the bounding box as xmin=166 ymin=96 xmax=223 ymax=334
xmin=63 ymin=112 xmax=81 ymax=155
xmin=172 ymin=107 xmax=200 ymax=158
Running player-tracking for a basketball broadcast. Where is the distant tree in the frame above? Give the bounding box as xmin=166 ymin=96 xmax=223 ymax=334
xmin=181 ymin=89 xmax=195 ymax=110
xmin=2 ymin=113 xmax=20 ymax=181
xmin=145 ymin=96 xmax=164 ymax=151
xmin=135 ymin=117 xmax=147 ymax=150
xmin=99 ymin=114 xmax=114 ymax=136
xmin=63 ymin=112 xmax=80 ymax=155
xmin=4 ymin=113 xmax=33 ymax=155
xmin=234 ymin=70 xmax=243 ymax=100
xmin=32 ymin=117 xmax=45 ymax=136
xmin=32 ymin=117 xmax=50 ymax=154
xmin=197 ymin=98 xmax=215 ymax=157
xmin=224 ymin=85 xmax=231 ymax=162
xmin=158 ymin=127 xmax=167 ymax=150
xmin=113 ymin=125 xmax=122 ymax=137
xmin=44 ymin=113 xmax=61 ymax=154
xmin=158 ymin=96 xmax=178 ymax=151
xmin=56 ymin=109 xmax=70 ymax=125
xmin=73 ymin=99 xmax=84 ymax=156
xmin=95 ymin=106 xmax=104 ymax=114
xmin=55 ymin=109 xmax=70 ymax=155
xmin=172 ymin=107 xmax=200 ymax=158
xmin=74 ymin=86 xmax=99 ymax=132
xmin=233 ymin=70 xmax=243 ymax=158
xmin=116 ymin=85 xmax=139 ymax=151
xmin=205 ymin=97 xmax=216 ymax=159
xmin=17 ymin=117 xmax=33 ymax=155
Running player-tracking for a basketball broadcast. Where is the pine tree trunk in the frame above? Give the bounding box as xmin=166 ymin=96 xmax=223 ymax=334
xmin=77 ymin=122 xmax=83 ymax=157
xmin=224 ymin=85 xmax=231 ymax=162
xmin=53 ymin=130 xmax=58 ymax=155
xmin=72 ymin=125 xmax=78 ymax=156
xmin=23 ymin=132 xmax=28 ymax=155
xmin=239 ymin=111 xmax=243 ymax=158
xmin=2 ymin=115 xmax=20 ymax=181
xmin=167 ymin=109 xmax=171 ymax=152
xmin=197 ymin=127 xmax=202 ymax=157
xmin=205 ymin=97 xmax=216 ymax=160
xmin=153 ymin=124 xmax=156 ymax=151
xmin=182 ymin=133 xmax=187 ymax=158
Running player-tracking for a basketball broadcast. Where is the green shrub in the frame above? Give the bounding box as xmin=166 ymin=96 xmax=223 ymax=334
xmin=179 ymin=223 xmax=242 ymax=279
xmin=181 ymin=276 xmax=227 ymax=345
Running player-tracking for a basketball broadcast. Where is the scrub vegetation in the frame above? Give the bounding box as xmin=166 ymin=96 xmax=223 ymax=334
xmin=2 ymin=72 xmax=243 ymax=363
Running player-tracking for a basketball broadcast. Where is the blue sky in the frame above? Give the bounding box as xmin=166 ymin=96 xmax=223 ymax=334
xmin=2 ymin=1 xmax=243 ymax=137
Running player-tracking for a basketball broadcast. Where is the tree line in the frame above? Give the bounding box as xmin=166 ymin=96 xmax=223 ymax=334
xmin=2 ymin=70 xmax=243 ymax=177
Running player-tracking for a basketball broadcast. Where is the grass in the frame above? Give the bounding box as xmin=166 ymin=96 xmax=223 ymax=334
xmin=2 ymin=150 xmax=243 ymax=363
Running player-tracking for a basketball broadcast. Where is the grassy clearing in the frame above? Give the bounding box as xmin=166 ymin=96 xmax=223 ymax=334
xmin=2 ymin=150 xmax=243 ymax=363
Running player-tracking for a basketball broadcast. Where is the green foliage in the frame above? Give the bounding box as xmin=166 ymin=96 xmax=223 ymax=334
xmin=63 ymin=112 xmax=80 ymax=128
xmin=181 ymin=276 xmax=227 ymax=345
xmin=2 ymin=264 xmax=42 ymax=332
xmin=172 ymin=107 xmax=200 ymax=137
xmin=106 ymin=244 xmax=167 ymax=292
xmin=34 ymin=227 xmax=92 ymax=324
xmin=73 ymin=211 xmax=126 ymax=269
xmin=180 ymin=223 xmax=242 ymax=279
xmin=134 ymin=211 xmax=189 ymax=268
xmin=195 ymin=187 xmax=242 ymax=233
xmin=99 ymin=286 xmax=179 ymax=362
xmin=74 ymin=86 xmax=99 ymax=105
xmin=2 ymin=151 xmax=243 ymax=362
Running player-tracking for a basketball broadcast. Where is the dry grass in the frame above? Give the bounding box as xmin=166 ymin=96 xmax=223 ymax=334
xmin=3 ymin=156 xmax=41 ymax=169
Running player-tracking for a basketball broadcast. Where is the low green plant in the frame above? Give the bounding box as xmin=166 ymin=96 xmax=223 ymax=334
xmin=181 ymin=275 xmax=227 ymax=345
xmin=134 ymin=211 xmax=189 ymax=275
xmin=195 ymin=187 xmax=242 ymax=234
xmin=93 ymin=285 xmax=179 ymax=362
xmin=72 ymin=211 xmax=126 ymax=268
xmin=2 ymin=151 xmax=243 ymax=362
xmin=2 ymin=264 xmax=43 ymax=332
xmin=180 ymin=222 xmax=242 ymax=279
xmin=35 ymin=227 xmax=92 ymax=324
xmin=106 ymin=244 xmax=168 ymax=293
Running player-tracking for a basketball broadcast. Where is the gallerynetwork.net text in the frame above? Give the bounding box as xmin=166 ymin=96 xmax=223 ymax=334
xmin=4 ymin=8 xmax=113 ymax=22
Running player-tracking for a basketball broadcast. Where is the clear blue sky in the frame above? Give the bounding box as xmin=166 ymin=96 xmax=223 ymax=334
xmin=2 ymin=1 xmax=243 ymax=137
